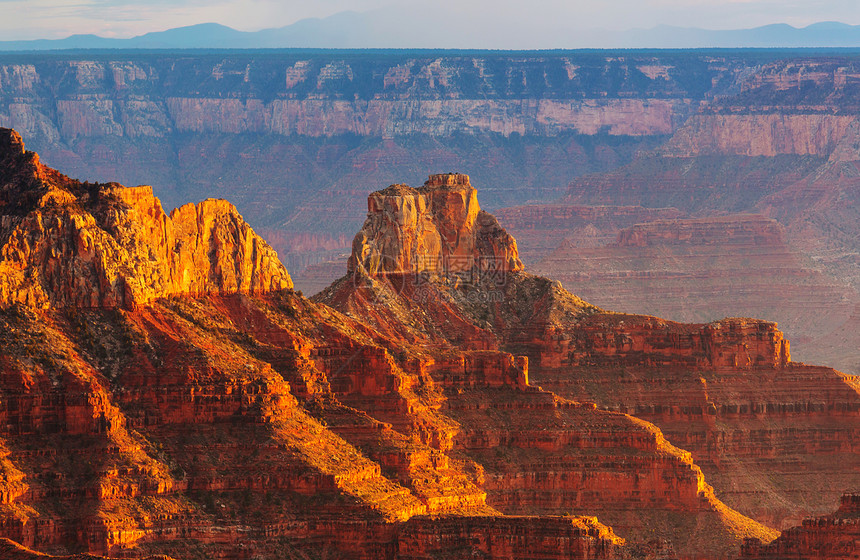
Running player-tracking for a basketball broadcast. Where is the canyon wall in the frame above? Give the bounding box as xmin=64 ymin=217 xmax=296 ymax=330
xmin=0 ymin=55 xmax=713 ymax=144
xmin=0 ymin=129 xmax=292 ymax=309
xmin=0 ymin=51 xmax=749 ymax=279
xmin=319 ymin=176 xmax=860 ymax=545
xmin=0 ymin=132 xmax=635 ymax=560
xmin=348 ymin=173 xmax=523 ymax=277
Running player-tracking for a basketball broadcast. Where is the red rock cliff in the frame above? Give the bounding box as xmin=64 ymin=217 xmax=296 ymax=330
xmin=0 ymin=131 xmax=629 ymax=560
xmin=740 ymin=493 xmax=860 ymax=560
xmin=348 ymin=173 xmax=523 ymax=277
xmin=319 ymin=176 xmax=784 ymax=558
xmin=0 ymin=128 xmax=292 ymax=309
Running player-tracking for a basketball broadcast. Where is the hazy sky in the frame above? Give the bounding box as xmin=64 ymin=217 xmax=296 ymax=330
xmin=1 ymin=0 xmax=859 ymax=41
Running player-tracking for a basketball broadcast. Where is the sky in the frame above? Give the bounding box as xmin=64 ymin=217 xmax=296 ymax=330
xmin=1 ymin=0 xmax=860 ymax=42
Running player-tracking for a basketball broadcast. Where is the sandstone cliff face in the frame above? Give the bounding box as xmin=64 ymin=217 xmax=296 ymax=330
xmin=523 ymin=213 xmax=855 ymax=369
xmin=0 ymin=131 xmax=630 ymax=560
xmin=740 ymin=494 xmax=860 ymax=560
xmin=660 ymin=115 xmax=856 ymax=157
xmin=348 ymin=174 xmax=523 ymax=277
xmin=0 ymin=128 xmax=292 ymax=309
xmin=319 ymin=178 xmax=790 ymax=558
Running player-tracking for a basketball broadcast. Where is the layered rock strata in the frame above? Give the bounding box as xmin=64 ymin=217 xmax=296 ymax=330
xmin=0 ymin=56 xmax=714 ymax=145
xmin=348 ymin=173 xmax=523 ymax=277
xmin=0 ymin=128 xmax=292 ymax=309
xmin=740 ymin=494 xmax=860 ymax=560
xmin=0 ymin=132 xmax=627 ymax=560
xmin=319 ymin=174 xmax=783 ymax=558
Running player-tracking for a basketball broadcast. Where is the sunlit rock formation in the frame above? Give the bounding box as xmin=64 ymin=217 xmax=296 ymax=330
xmin=0 ymin=130 xmax=626 ymax=560
xmin=319 ymin=173 xmax=784 ymax=558
xmin=349 ymin=173 xmax=523 ymax=278
xmin=0 ymin=128 xmax=292 ymax=309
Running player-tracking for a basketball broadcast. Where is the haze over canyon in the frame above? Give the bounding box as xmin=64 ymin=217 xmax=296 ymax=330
xmin=1 ymin=44 xmax=860 ymax=560
xmin=4 ymin=50 xmax=860 ymax=372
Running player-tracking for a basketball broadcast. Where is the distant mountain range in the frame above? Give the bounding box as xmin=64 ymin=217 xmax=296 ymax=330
xmin=5 ymin=17 xmax=860 ymax=50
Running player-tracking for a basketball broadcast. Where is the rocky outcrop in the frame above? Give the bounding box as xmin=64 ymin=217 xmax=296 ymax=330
xmin=0 ymin=131 xmax=636 ymax=560
xmin=322 ymin=174 xmax=860 ymax=543
xmin=348 ymin=174 xmax=523 ymax=277
xmin=548 ymin=107 xmax=860 ymax=376
xmin=318 ymin=178 xmax=794 ymax=558
xmin=526 ymin=214 xmax=855 ymax=368
xmin=740 ymin=494 xmax=860 ymax=560
xmin=0 ymin=128 xmax=292 ymax=309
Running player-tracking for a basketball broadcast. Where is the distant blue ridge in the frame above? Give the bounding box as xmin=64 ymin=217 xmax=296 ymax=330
xmin=5 ymin=18 xmax=860 ymax=50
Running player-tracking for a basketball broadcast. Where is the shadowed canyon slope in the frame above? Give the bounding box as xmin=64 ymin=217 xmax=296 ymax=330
xmin=3 ymin=131 xmax=835 ymax=559
xmin=0 ymin=131 xmax=641 ymax=559
xmin=316 ymin=173 xmax=860 ymax=550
